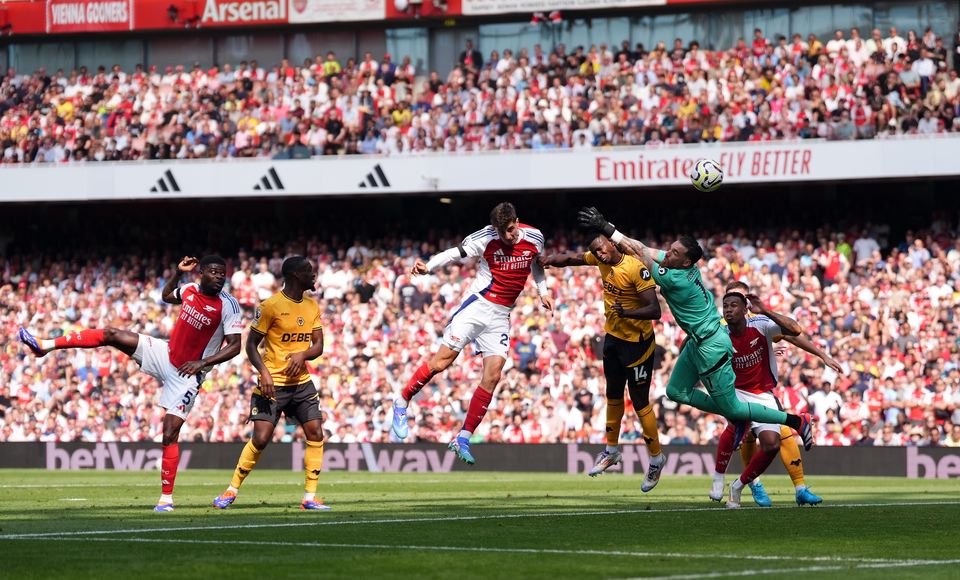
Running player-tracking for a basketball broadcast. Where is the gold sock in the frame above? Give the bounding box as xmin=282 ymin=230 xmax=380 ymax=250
xmin=637 ymin=405 xmax=661 ymax=456
xmin=605 ymin=399 xmax=625 ymax=447
xmin=780 ymin=425 xmax=806 ymax=487
xmin=304 ymin=439 xmax=325 ymax=495
xmin=230 ymin=440 xmax=262 ymax=490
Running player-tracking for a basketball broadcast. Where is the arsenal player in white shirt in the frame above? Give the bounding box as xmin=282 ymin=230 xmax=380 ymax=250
xmin=19 ymin=255 xmax=243 ymax=512
xmin=391 ymin=202 xmax=553 ymax=465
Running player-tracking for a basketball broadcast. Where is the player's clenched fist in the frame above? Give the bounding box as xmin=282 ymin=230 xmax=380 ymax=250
xmin=411 ymin=259 xmax=429 ymax=275
xmin=178 ymin=256 xmax=199 ymax=273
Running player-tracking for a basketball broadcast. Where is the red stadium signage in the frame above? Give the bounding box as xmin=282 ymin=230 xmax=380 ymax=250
xmin=45 ymin=0 xmax=133 ymax=33
xmin=198 ymin=0 xmax=287 ymax=26
xmin=594 ymin=146 xmax=814 ymax=184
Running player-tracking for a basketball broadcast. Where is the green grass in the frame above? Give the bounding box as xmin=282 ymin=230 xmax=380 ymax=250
xmin=1 ymin=470 xmax=958 ymax=579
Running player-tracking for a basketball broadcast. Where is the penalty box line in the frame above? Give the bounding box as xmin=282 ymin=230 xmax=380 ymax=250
xmin=619 ymin=557 xmax=960 ymax=579
xmin=15 ymin=537 xmax=959 ymax=568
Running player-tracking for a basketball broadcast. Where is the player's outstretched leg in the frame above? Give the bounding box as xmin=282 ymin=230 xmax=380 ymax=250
xmin=448 ymin=356 xmax=504 ymax=465
xmin=19 ymin=327 xmax=139 ymax=358
xmin=394 ymin=347 xmax=458 ymax=441
xmin=728 ymin=431 xmax=779 ymax=509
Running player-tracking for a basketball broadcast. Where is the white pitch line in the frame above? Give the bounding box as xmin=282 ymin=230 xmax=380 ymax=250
xmin=622 ymin=558 xmax=960 ymax=579
xmin=15 ymin=537 xmax=948 ymax=567
xmin=1 ymin=500 xmax=959 ymax=541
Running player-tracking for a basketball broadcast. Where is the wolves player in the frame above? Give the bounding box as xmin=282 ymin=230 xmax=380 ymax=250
xmin=720 ymin=280 xmax=831 ymax=507
xmin=214 ymin=256 xmax=329 ymax=511
xmin=576 ymin=207 xmax=814 ymax=449
xmin=392 ymin=202 xmax=553 ymax=464
xmin=19 ymin=256 xmax=243 ymax=511
xmin=714 ymin=291 xmax=802 ymax=508
xmin=540 ymin=233 xmax=666 ymax=491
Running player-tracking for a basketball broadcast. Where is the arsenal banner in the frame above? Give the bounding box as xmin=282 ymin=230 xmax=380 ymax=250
xmin=46 ymin=0 xmax=133 ymax=33
xmin=288 ymin=0 xmax=385 ymax=22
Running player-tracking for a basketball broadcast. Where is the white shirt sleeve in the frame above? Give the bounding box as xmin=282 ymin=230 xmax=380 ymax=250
xmin=174 ymin=282 xmax=199 ymax=302
xmin=220 ymin=294 xmax=246 ymax=335
xmin=752 ymin=315 xmax=784 ymax=341
xmin=425 ymin=227 xmax=494 ymax=271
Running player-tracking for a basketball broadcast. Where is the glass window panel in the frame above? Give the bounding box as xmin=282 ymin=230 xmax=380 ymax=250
xmin=148 ymin=36 xmax=214 ymax=70
xmin=9 ymin=43 xmax=76 ymax=75
xmin=76 ymin=39 xmax=144 ymax=71
xmin=215 ymin=34 xmax=285 ymax=69
xmin=287 ymin=31 xmax=358 ymax=65
xmin=386 ymin=27 xmax=429 ymax=73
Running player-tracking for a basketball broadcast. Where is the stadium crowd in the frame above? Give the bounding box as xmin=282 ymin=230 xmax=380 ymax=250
xmin=1 ymin=208 xmax=959 ymax=448
xmin=2 ymin=25 xmax=960 ymax=163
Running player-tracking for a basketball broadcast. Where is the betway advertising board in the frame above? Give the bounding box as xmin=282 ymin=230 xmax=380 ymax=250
xmin=2 ymin=137 xmax=959 ymax=202
xmin=3 ymin=443 xmax=959 ymax=478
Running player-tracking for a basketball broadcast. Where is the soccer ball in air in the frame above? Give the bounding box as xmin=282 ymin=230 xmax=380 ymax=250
xmin=690 ymin=158 xmax=723 ymax=192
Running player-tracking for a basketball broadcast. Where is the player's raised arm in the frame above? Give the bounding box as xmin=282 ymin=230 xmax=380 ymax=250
xmin=162 ymin=256 xmax=198 ymax=304
xmin=538 ymin=252 xmax=588 ymax=268
xmin=530 ymin=257 xmax=554 ymax=314
xmin=576 ymin=207 xmax=662 ymax=270
xmin=746 ymin=294 xmax=802 ymax=337
xmin=781 ymin=334 xmax=843 ymax=374
xmin=412 ymin=228 xmax=489 ymax=276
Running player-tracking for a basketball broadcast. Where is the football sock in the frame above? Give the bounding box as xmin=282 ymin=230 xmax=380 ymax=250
xmin=739 ymin=447 xmax=778 ymax=485
xmin=230 ymin=440 xmax=262 ymax=490
xmin=402 ymin=363 xmax=438 ymax=402
xmin=605 ymin=398 xmax=625 ymax=447
xmin=161 ymin=443 xmax=179 ymax=496
xmin=462 ymin=387 xmax=493 ymax=434
xmin=159 ymin=493 xmax=174 ymax=504
xmin=304 ymin=493 xmax=316 ymax=502
xmin=740 ymin=435 xmax=758 ymax=467
xmin=715 ymin=424 xmax=735 ymax=474
xmin=785 ymin=414 xmax=803 ymax=431
xmin=637 ymin=405 xmax=661 ymax=456
xmin=779 ymin=426 xmax=806 ymax=487
xmin=304 ymin=439 xmax=324 ymax=495
xmin=51 ymin=329 xmax=106 ymax=350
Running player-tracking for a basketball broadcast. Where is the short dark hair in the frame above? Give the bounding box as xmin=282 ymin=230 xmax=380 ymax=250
xmin=199 ymin=255 xmax=226 ymax=268
xmin=281 ymin=255 xmax=310 ymax=279
xmin=723 ymin=291 xmax=747 ymax=305
xmin=678 ymin=235 xmax=703 ymax=264
xmin=489 ymin=202 xmax=518 ymax=232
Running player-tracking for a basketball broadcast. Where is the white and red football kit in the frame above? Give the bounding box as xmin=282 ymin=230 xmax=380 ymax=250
xmin=426 ymin=224 xmax=546 ymax=358
xmin=134 ymin=283 xmax=245 ymax=419
xmin=726 ymin=315 xmax=784 ymax=435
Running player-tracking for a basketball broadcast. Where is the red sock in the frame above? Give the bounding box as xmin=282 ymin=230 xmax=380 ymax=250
xmin=161 ymin=443 xmax=179 ymax=496
xmin=715 ymin=424 xmax=736 ymax=474
xmin=462 ymin=387 xmax=494 ymax=434
xmin=740 ymin=447 xmax=778 ymax=485
xmin=401 ymin=363 xmax=438 ymax=401
xmin=53 ymin=329 xmax=106 ymax=350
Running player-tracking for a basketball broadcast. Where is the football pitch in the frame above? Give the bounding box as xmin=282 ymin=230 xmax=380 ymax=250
xmin=1 ymin=470 xmax=958 ymax=579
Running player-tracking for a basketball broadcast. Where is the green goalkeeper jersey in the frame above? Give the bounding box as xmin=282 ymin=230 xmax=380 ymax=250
xmin=650 ymin=254 xmax=721 ymax=344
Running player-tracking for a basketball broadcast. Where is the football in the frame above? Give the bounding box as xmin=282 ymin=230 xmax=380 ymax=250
xmin=690 ymin=158 xmax=724 ymax=192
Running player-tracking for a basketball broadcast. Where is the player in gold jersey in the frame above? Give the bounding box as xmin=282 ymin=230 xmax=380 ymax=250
xmin=213 ymin=256 xmax=329 ymax=510
xmin=541 ymin=233 xmax=666 ymax=491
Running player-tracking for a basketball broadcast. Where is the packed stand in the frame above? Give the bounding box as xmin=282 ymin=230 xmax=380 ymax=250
xmin=1 ymin=215 xmax=959 ymax=447
xmin=2 ymin=25 xmax=960 ymax=163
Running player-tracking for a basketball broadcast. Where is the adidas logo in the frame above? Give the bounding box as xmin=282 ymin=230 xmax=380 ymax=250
xmin=253 ymin=167 xmax=285 ymax=191
xmin=358 ymin=164 xmax=391 ymax=188
xmin=149 ymin=170 xmax=181 ymax=193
